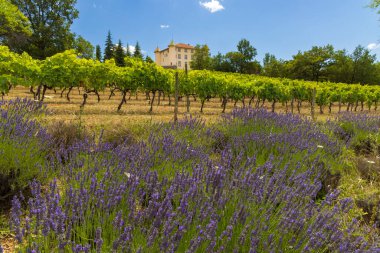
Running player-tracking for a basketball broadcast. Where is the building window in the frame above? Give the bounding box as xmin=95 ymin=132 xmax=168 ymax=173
xmin=178 ymin=54 xmax=181 ymax=59
xmin=178 ymin=61 xmax=181 ymax=67
xmin=184 ymin=55 xmax=188 ymax=60
xmin=185 ymin=49 xmax=188 ymax=53
xmin=191 ymin=49 xmax=194 ymax=53
xmin=178 ymin=48 xmax=181 ymax=52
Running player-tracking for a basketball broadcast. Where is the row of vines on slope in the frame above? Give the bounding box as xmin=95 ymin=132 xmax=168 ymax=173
xmin=1 ymin=46 xmax=380 ymax=113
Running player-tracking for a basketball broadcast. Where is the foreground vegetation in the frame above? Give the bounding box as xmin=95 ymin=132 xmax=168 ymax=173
xmin=1 ymin=99 xmax=380 ymax=252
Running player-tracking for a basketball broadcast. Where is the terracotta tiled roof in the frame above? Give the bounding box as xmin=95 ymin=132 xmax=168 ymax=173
xmin=175 ymin=43 xmax=194 ymax=49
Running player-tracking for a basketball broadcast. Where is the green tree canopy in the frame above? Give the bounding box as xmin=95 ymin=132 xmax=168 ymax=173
xmin=73 ymin=35 xmax=94 ymax=59
xmin=11 ymin=0 xmax=79 ymax=59
xmin=190 ymin=44 xmax=211 ymax=70
xmin=133 ymin=41 xmax=143 ymax=59
xmin=288 ymin=45 xmax=334 ymax=82
xmin=104 ymin=30 xmax=113 ymax=61
xmin=145 ymin=55 xmax=154 ymax=63
xmin=350 ymin=45 xmax=377 ymax=84
xmin=115 ymin=39 xmax=126 ymax=67
xmin=95 ymin=45 xmax=101 ymax=61
xmin=262 ymin=53 xmax=287 ymax=78
xmin=0 ymin=0 xmax=31 ymax=45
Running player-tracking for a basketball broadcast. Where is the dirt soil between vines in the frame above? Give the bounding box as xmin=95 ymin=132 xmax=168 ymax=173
xmin=5 ymin=86 xmax=380 ymax=131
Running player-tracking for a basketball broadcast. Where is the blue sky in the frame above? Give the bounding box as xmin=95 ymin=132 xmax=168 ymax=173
xmin=71 ymin=0 xmax=380 ymax=61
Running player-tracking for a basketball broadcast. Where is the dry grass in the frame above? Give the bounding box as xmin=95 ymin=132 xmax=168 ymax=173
xmin=4 ymin=86 xmax=380 ymax=132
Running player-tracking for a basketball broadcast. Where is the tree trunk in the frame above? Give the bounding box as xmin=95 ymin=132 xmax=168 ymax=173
xmin=80 ymin=93 xmax=88 ymax=108
xmin=271 ymin=100 xmax=276 ymax=113
xmin=108 ymin=88 xmax=116 ymax=100
xmin=157 ymin=91 xmax=161 ymax=105
xmin=30 ymin=86 xmax=36 ymax=99
xmin=60 ymin=87 xmax=66 ymax=98
xmin=320 ymin=105 xmax=324 ymax=114
xmin=222 ymin=97 xmax=228 ymax=113
xmin=261 ymin=98 xmax=265 ymax=107
xmin=186 ymin=95 xmax=190 ymax=113
xmin=149 ymin=91 xmax=156 ymax=113
xmin=297 ymin=101 xmax=302 ymax=114
xmin=200 ymin=99 xmax=206 ymax=113
xmin=338 ymin=99 xmax=342 ymax=113
xmin=40 ymin=85 xmax=48 ymax=101
xmin=249 ymin=96 xmax=255 ymax=107
xmin=117 ymin=90 xmax=127 ymax=111
xmin=291 ymin=98 xmax=294 ymax=114
xmin=94 ymin=90 xmax=100 ymax=103
xmin=329 ymin=102 xmax=332 ymax=114
xmin=255 ymin=98 xmax=260 ymax=108
xmin=36 ymin=85 xmax=42 ymax=100
xmin=67 ymin=86 xmax=73 ymax=102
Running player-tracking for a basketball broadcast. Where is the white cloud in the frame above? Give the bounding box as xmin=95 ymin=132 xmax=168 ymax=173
xmin=199 ymin=0 xmax=224 ymax=13
xmin=367 ymin=43 xmax=380 ymax=50
xmin=92 ymin=3 xmax=97 ymax=8
xmin=160 ymin=25 xmax=170 ymax=29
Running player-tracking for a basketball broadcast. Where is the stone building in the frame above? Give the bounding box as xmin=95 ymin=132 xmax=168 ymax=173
xmin=154 ymin=41 xmax=194 ymax=70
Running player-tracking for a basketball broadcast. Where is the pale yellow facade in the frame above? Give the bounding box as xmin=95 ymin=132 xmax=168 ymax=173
xmin=154 ymin=41 xmax=195 ymax=70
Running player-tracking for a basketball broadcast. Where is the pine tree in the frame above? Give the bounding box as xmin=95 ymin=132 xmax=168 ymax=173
xmin=126 ymin=43 xmax=132 ymax=57
xmin=95 ymin=45 xmax=102 ymax=61
xmin=133 ymin=42 xmax=143 ymax=59
xmin=145 ymin=55 xmax=154 ymax=63
xmin=104 ymin=30 xmax=114 ymax=61
xmin=115 ymin=40 xmax=126 ymax=67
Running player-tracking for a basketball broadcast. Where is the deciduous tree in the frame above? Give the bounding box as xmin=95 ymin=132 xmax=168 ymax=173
xmin=0 ymin=0 xmax=31 ymax=47
xmin=190 ymin=44 xmax=211 ymax=70
xmin=11 ymin=0 xmax=79 ymax=59
xmin=74 ymin=35 xmax=94 ymax=59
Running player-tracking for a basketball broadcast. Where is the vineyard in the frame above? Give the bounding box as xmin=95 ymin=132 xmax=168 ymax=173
xmin=3 ymin=47 xmax=380 ymax=252
xmin=2 ymin=45 xmax=380 ymax=117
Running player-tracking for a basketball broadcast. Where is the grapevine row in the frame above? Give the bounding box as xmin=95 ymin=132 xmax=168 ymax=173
xmin=1 ymin=46 xmax=380 ymax=114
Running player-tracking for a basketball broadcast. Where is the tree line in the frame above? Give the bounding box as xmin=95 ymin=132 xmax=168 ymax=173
xmin=190 ymin=40 xmax=380 ymax=85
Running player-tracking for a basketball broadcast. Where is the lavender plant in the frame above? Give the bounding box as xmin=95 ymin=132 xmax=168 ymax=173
xmin=7 ymin=105 xmax=380 ymax=252
xmin=0 ymin=98 xmax=51 ymax=203
xmin=327 ymin=112 xmax=380 ymax=155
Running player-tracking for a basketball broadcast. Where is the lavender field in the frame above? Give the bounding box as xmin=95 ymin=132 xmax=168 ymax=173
xmin=1 ymin=99 xmax=380 ymax=252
